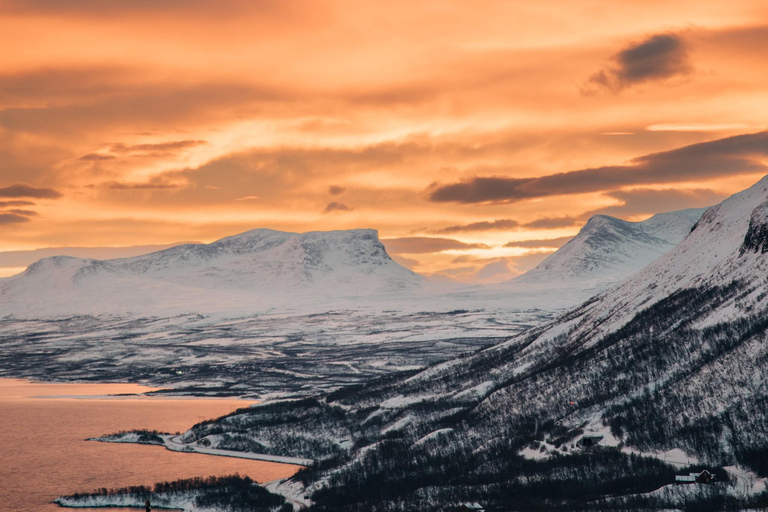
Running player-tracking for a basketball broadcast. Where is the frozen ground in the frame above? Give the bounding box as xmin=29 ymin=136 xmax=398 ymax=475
xmin=0 ymin=303 xmax=553 ymax=398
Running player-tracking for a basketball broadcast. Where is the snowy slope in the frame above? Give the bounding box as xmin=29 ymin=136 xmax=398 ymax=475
xmin=511 ymin=208 xmax=705 ymax=286
xmin=564 ymin=175 xmax=768 ymax=337
xmin=115 ymin=228 xmax=423 ymax=292
xmin=0 ymin=229 xmax=425 ymax=317
xmin=184 ymin=177 xmax=768 ymax=512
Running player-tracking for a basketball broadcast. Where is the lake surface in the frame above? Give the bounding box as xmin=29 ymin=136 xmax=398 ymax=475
xmin=0 ymin=379 xmax=299 ymax=512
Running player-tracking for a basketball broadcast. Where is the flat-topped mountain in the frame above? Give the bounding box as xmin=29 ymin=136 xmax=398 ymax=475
xmin=0 ymin=228 xmax=424 ymax=317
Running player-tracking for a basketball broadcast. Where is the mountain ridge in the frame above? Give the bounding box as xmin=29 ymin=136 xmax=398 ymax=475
xmin=173 ymin=175 xmax=768 ymax=511
xmin=0 ymin=228 xmax=424 ymax=317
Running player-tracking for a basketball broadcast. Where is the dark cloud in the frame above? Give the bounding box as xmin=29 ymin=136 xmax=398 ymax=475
xmin=0 ymin=212 xmax=30 ymax=225
xmin=109 ymin=140 xmax=208 ymax=154
xmin=0 ymin=183 xmax=61 ymax=199
xmin=435 ymin=218 xmax=519 ymax=234
xmin=323 ymin=202 xmax=351 ymax=213
xmin=382 ymin=237 xmax=490 ymax=254
xmin=329 ymin=185 xmax=346 ymax=195
xmin=522 ymin=216 xmax=582 ymax=229
xmin=79 ymin=153 xmax=116 ymax=161
xmin=504 ymin=236 xmax=571 ymax=249
xmin=103 ymin=181 xmax=180 ymax=190
xmin=585 ymin=33 xmax=692 ymax=93
xmin=6 ymin=209 xmax=38 ymax=217
xmin=0 ymin=200 xmax=34 ymax=207
xmin=427 ymin=131 xmax=768 ymax=204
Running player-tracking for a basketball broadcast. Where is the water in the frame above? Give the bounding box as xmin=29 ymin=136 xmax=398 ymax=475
xmin=0 ymin=379 xmax=299 ymax=512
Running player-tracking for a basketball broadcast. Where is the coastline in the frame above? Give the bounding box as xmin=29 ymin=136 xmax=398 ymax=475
xmin=91 ymin=432 xmax=314 ymax=467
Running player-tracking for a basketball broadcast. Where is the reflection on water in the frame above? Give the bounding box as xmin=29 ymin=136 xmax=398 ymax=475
xmin=0 ymin=379 xmax=298 ymax=512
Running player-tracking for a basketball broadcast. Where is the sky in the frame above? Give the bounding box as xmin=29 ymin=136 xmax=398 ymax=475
xmin=1 ymin=0 xmax=767 ymax=282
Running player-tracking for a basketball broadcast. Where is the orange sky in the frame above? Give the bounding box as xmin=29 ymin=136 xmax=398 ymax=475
xmin=1 ymin=0 xmax=768 ymax=282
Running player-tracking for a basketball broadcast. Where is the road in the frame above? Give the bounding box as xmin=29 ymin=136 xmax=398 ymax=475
xmin=163 ymin=434 xmax=314 ymax=466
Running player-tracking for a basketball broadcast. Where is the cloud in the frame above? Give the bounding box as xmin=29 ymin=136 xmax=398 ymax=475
xmin=522 ymin=216 xmax=582 ymax=229
xmin=6 ymin=209 xmax=38 ymax=217
xmin=0 ymin=212 xmax=31 ymax=225
xmin=103 ymin=181 xmax=180 ymax=190
xmin=0 ymin=0 xmax=218 ymax=15
xmin=0 ymin=183 xmax=61 ymax=198
xmin=329 ymin=185 xmax=346 ymax=195
xmin=593 ymin=188 xmax=724 ymax=217
xmin=79 ymin=153 xmax=117 ymax=161
xmin=0 ymin=200 xmax=34 ymax=207
xmin=504 ymin=236 xmax=571 ymax=249
xmin=585 ymin=33 xmax=692 ymax=93
xmin=427 ymin=131 xmax=768 ymax=204
xmin=646 ymin=123 xmax=754 ymax=132
xmin=323 ymin=201 xmax=351 ymax=213
xmin=382 ymin=237 xmax=490 ymax=254
xmin=109 ymin=140 xmax=208 ymax=154
xmin=476 ymin=258 xmax=513 ymax=280
xmin=435 ymin=218 xmax=519 ymax=234
xmin=389 ymin=254 xmax=419 ymax=269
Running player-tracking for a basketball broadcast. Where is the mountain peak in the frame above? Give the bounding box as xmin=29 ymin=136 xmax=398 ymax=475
xmin=512 ymin=207 xmax=706 ymax=286
xmin=0 ymin=227 xmax=422 ymax=318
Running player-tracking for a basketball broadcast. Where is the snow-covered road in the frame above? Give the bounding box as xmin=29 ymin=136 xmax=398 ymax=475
xmin=163 ymin=435 xmax=314 ymax=466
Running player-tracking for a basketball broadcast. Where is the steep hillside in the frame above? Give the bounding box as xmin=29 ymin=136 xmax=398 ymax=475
xmin=173 ymin=177 xmax=768 ymax=511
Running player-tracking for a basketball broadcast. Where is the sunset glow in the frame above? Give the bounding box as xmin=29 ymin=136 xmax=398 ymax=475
xmin=2 ymin=0 xmax=768 ymax=281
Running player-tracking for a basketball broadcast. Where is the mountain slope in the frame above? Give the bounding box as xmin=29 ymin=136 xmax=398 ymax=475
xmin=179 ymin=177 xmax=768 ymax=511
xmin=0 ymin=229 xmax=425 ymax=317
xmin=511 ymin=207 xmax=705 ymax=286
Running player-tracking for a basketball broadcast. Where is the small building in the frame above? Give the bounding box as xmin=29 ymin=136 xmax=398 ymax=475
xmin=453 ymin=503 xmax=485 ymax=512
xmin=577 ymin=435 xmax=604 ymax=448
xmin=675 ymin=470 xmax=714 ymax=484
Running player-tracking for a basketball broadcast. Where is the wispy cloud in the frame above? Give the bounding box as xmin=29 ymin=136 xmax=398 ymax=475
xmin=504 ymin=237 xmax=571 ymax=249
xmin=435 ymin=219 xmax=519 ymax=234
xmin=427 ymin=131 xmax=768 ymax=204
xmin=382 ymin=237 xmax=490 ymax=254
xmin=0 ymin=184 xmax=61 ymax=199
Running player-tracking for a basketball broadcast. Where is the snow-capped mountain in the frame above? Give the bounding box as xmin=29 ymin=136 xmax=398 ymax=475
xmin=185 ymin=176 xmax=768 ymax=511
xmin=511 ymin=208 xmax=705 ymax=286
xmin=0 ymin=229 xmax=424 ymax=317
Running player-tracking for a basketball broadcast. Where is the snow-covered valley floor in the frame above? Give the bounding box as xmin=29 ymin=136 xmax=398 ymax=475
xmin=0 ymin=305 xmax=554 ymax=398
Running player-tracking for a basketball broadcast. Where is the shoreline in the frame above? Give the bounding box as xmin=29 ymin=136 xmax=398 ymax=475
xmin=91 ymin=433 xmax=314 ymax=467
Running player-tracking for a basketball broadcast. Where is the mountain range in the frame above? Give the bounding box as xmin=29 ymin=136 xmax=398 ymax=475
xmin=168 ymin=176 xmax=768 ymax=511
xmin=0 ymin=208 xmax=703 ymax=318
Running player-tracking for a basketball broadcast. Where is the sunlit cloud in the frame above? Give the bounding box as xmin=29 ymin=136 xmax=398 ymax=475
xmin=428 ymin=131 xmax=768 ymax=204
xmin=0 ymin=184 xmax=61 ymax=199
xmin=646 ymin=123 xmax=756 ymax=132
xmin=382 ymin=237 xmax=491 ymax=254
xmin=0 ymin=1 xmax=767 ymax=281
